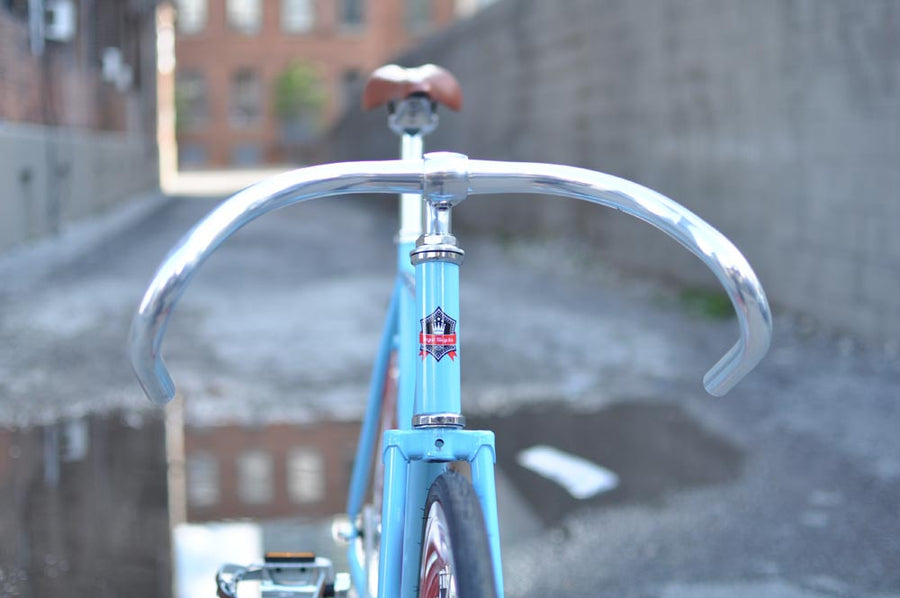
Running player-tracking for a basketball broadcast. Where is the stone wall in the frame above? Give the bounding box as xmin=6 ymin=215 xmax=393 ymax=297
xmin=328 ymin=0 xmax=900 ymax=343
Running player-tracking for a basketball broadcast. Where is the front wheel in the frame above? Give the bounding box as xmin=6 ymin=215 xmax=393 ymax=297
xmin=419 ymin=471 xmax=498 ymax=598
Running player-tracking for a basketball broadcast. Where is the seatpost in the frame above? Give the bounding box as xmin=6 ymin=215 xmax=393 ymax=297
xmin=389 ymin=97 xmax=442 ymax=434
xmin=389 ymin=95 xmax=439 ymax=243
xmin=398 ymin=133 xmax=423 ymax=244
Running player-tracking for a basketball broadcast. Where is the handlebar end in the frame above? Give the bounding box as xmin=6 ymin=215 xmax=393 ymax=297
xmin=701 ymin=307 xmax=772 ymax=397
xmin=140 ymin=363 xmax=176 ymax=406
xmin=703 ymin=367 xmax=737 ymax=398
xmin=131 ymin=358 xmax=176 ymax=405
xmin=129 ymin=316 xmax=177 ymax=405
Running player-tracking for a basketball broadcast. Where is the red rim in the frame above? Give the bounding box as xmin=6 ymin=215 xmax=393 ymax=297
xmin=419 ymin=501 xmax=456 ymax=598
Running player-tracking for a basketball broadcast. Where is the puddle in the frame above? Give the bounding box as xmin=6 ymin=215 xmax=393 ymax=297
xmin=0 ymin=412 xmax=170 ymax=597
xmin=471 ymin=402 xmax=744 ymax=524
xmin=0 ymin=401 xmax=744 ymax=595
xmin=172 ymin=419 xmax=361 ymax=595
xmin=0 ymin=411 xmax=362 ymax=598
xmin=180 ymin=420 xmax=359 ymax=523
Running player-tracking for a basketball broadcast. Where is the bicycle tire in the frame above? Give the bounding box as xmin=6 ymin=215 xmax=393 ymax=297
xmin=419 ymin=471 xmax=498 ymax=598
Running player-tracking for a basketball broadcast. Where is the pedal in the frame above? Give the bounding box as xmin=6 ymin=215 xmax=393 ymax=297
xmin=216 ymin=552 xmax=351 ymax=598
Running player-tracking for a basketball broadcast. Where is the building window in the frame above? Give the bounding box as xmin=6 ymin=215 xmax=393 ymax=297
xmin=405 ymin=0 xmax=430 ymax=32
xmin=178 ymin=143 xmax=208 ymax=168
xmin=227 ymin=0 xmax=262 ymax=34
xmin=230 ymin=69 xmax=262 ymax=128
xmin=340 ymin=0 xmax=364 ymax=28
xmin=287 ymin=448 xmax=325 ymax=504
xmin=341 ymin=69 xmax=362 ymax=111
xmin=236 ymin=450 xmax=274 ymax=505
xmin=282 ymin=0 xmax=314 ymax=33
xmin=3 ymin=0 xmax=29 ymax=19
xmin=175 ymin=0 xmax=207 ymax=34
xmin=175 ymin=70 xmax=208 ymax=131
xmin=186 ymin=453 xmax=219 ymax=507
xmin=231 ymin=144 xmax=263 ymax=166
xmin=455 ymin=0 xmax=500 ymax=18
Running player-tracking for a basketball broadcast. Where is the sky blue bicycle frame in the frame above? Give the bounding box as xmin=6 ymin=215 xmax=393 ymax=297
xmin=343 ymin=115 xmax=505 ymax=596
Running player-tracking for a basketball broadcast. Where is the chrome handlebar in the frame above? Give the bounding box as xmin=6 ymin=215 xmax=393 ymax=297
xmin=129 ymin=153 xmax=771 ymax=404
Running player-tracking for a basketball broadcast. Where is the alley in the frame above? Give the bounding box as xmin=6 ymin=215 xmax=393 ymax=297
xmin=1 ymin=180 xmax=899 ymax=597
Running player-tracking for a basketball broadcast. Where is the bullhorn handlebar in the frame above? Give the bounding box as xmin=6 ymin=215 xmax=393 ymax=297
xmin=129 ymin=153 xmax=772 ymax=404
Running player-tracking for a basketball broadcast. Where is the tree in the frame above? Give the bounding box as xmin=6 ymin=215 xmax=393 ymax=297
xmin=273 ymin=61 xmax=326 ymax=146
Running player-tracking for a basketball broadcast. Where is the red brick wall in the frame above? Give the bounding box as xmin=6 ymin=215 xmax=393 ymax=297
xmin=0 ymin=3 xmax=154 ymax=132
xmin=0 ymin=13 xmax=44 ymax=122
xmin=0 ymin=3 xmax=159 ymax=253
xmin=184 ymin=420 xmax=362 ymax=522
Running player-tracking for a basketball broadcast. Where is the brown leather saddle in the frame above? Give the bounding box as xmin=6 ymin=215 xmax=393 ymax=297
xmin=362 ymin=64 xmax=462 ymax=111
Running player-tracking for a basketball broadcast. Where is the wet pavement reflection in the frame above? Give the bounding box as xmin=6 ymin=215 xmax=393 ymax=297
xmin=0 ymin=410 xmax=361 ymax=598
xmin=180 ymin=420 xmax=359 ymax=523
xmin=0 ymin=412 xmax=170 ymax=598
xmin=0 ymin=401 xmax=743 ymax=597
xmin=172 ymin=418 xmax=361 ymax=595
xmin=472 ymin=402 xmax=744 ymax=525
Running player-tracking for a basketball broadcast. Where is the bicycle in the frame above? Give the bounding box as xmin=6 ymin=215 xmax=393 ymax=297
xmin=129 ymin=64 xmax=772 ymax=598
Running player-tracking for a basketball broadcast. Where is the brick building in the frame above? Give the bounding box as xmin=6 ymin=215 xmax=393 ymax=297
xmin=171 ymin=0 xmax=463 ymax=167
xmin=0 ymin=0 xmax=160 ymax=253
xmin=0 ymin=0 xmax=158 ymax=131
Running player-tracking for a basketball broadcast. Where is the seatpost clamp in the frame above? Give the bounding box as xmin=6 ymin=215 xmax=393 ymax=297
xmin=388 ymin=96 xmax=438 ymax=136
xmin=411 ymin=152 xmax=469 ymax=266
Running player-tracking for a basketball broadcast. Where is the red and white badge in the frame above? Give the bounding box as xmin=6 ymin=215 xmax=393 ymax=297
xmin=419 ymin=307 xmax=457 ymax=361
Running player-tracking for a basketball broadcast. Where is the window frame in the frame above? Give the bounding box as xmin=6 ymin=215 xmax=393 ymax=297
xmin=228 ymin=67 xmax=263 ymax=129
xmin=405 ymin=0 xmax=431 ymax=34
xmin=235 ymin=449 xmax=274 ymax=506
xmin=286 ymin=447 xmax=325 ymax=504
xmin=338 ymin=0 xmax=365 ymax=30
xmin=175 ymin=0 xmax=207 ymax=35
xmin=281 ymin=0 xmax=315 ymax=34
xmin=186 ymin=452 xmax=220 ymax=507
xmin=175 ymin=69 xmax=209 ymax=131
xmin=226 ymin=0 xmax=262 ymax=34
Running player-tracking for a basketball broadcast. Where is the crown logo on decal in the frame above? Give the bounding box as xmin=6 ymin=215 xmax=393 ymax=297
xmin=420 ymin=306 xmax=458 ymax=361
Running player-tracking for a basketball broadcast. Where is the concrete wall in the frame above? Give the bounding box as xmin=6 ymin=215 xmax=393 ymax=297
xmin=328 ymin=0 xmax=900 ymax=343
xmin=0 ymin=122 xmax=158 ymax=253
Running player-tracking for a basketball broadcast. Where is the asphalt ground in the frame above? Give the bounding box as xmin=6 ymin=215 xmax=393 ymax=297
xmin=1 ymin=171 xmax=899 ymax=597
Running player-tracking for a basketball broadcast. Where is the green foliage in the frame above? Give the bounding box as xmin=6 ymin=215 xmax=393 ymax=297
xmin=174 ymin=86 xmax=189 ymax=133
xmin=273 ymin=62 xmax=326 ymax=121
xmin=679 ymin=287 xmax=734 ymax=320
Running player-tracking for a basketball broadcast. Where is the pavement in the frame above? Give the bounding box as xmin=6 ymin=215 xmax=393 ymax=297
xmin=1 ymin=170 xmax=899 ymax=597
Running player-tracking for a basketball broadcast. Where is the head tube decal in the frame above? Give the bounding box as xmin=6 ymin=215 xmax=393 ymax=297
xmin=419 ymin=307 xmax=457 ymax=361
